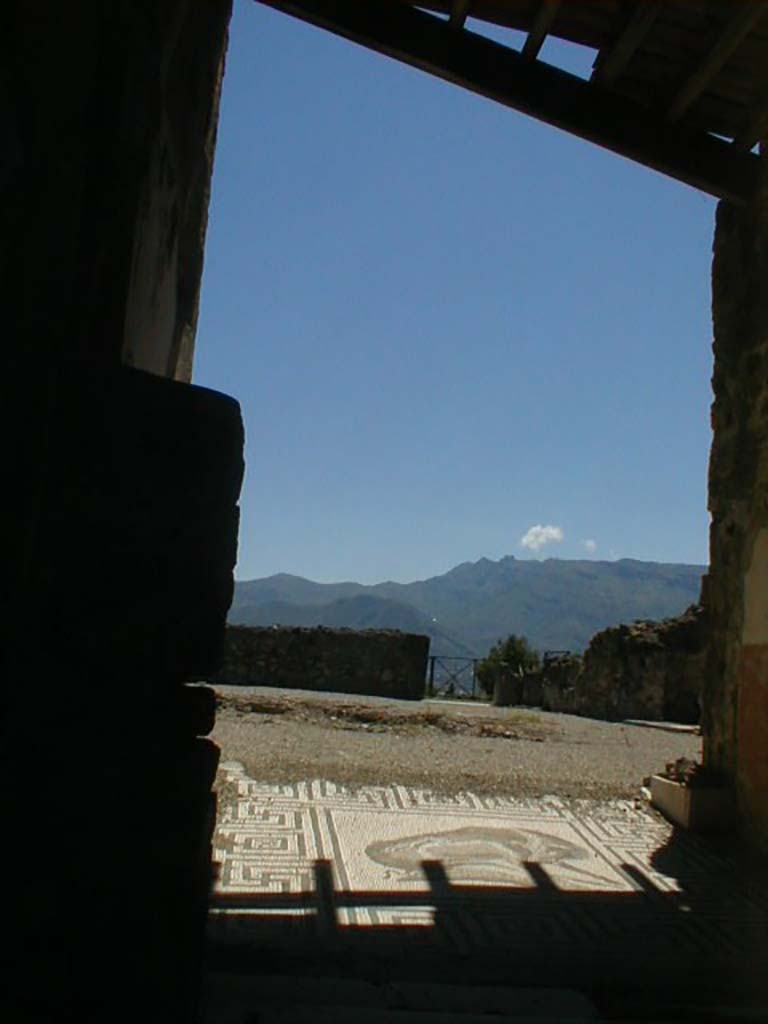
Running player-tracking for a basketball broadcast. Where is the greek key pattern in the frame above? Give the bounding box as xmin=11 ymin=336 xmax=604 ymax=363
xmin=210 ymin=761 xmax=768 ymax=963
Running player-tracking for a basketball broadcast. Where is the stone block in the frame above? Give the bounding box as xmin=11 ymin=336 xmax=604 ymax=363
xmin=650 ymin=775 xmax=738 ymax=832
xmin=33 ymin=362 xmax=244 ymax=684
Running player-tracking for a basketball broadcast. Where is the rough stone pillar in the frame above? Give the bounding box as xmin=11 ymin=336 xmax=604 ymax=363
xmin=705 ymin=161 xmax=768 ymax=847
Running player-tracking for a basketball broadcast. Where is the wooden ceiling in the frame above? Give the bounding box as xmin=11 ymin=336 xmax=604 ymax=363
xmin=255 ymin=0 xmax=768 ymax=203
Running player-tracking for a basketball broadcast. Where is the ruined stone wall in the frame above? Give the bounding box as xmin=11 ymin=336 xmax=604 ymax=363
xmin=535 ymin=607 xmax=706 ymax=723
xmin=215 ymin=626 xmax=430 ymax=700
xmin=573 ymin=606 xmax=705 ymax=723
xmin=521 ymin=670 xmax=543 ymax=708
xmin=540 ymin=655 xmax=581 ymax=714
xmin=706 ymin=166 xmax=768 ymax=845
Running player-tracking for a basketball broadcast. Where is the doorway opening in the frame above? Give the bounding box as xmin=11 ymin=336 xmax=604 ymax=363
xmin=192 ymin=4 xmax=767 ymax=1018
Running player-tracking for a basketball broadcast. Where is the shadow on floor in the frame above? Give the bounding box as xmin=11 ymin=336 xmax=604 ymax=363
xmin=206 ymin=833 xmax=768 ymax=1020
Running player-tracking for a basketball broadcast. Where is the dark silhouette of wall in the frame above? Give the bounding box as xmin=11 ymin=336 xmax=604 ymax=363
xmin=2 ymin=3 xmax=238 ymax=1021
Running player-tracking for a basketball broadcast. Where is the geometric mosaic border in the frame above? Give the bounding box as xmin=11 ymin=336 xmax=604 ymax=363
xmin=210 ymin=761 xmax=768 ymax=968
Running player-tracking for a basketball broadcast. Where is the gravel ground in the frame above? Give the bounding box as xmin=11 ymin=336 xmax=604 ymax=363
xmin=212 ymin=685 xmax=701 ymax=802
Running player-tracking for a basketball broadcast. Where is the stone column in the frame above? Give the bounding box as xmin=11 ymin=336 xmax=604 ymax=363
xmin=705 ymin=160 xmax=768 ymax=846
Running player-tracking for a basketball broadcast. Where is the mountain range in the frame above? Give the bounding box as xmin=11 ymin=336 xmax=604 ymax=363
xmin=229 ymin=556 xmax=705 ymax=657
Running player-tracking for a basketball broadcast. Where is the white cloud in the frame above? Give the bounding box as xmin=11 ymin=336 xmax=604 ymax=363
xmin=520 ymin=524 xmax=564 ymax=552
xmin=583 ymin=539 xmax=597 ymax=554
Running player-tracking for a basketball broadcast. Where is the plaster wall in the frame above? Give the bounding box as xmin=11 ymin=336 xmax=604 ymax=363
xmin=2 ymin=1 xmax=229 ymax=378
xmin=706 ymin=169 xmax=768 ymax=845
xmin=121 ymin=1 xmax=230 ymax=380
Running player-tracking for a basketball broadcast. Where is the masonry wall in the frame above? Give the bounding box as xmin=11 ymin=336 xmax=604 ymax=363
xmin=574 ymin=607 xmax=705 ymax=723
xmin=705 ymin=167 xmax=768 ymax=846
xmin=216 ymin=626 xmax=430 ymax=700
xmin=534 ymin=606 xmax=705 ymax=723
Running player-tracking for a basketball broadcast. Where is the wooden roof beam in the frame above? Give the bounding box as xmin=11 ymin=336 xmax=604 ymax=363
xmin=734 ymin=70 xmax=768 ymax=151
xmin=254 ymin=0 xmax=761 ymax=203
xmin=591 ymin=2 xmax=662 ymax=87
xmin=521 ymin=0 xmax=561 ymax=61
xmin=666 ymin=5 xmax=766 ymax=125
xmin=449 ymin=0 xmax=471 ymax=31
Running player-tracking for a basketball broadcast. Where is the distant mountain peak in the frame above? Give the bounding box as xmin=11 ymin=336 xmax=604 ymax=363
xmin=230 ymin=555 xmax=705 ymax=657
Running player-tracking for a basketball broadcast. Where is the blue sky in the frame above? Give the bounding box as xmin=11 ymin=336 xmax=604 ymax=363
xmin=194 ymin=0 xmax=716 ymax=584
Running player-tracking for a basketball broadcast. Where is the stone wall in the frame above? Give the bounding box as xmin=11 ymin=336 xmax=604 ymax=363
xmin=521 ymin=670 xmax=543 ymax=708
xmin=214 ymin=626 xmax=430 ymax=700
xmin=573 ymin=606 xmax=705 ymax=723
xmin=540 ymin=655 xmax=581 ymax=715
xmin=534 ymin=607 xmax=706 ymax=723
xmin=705 ymin=165 xmax=768 ymax=846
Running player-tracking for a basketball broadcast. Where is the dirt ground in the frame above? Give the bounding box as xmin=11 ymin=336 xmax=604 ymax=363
xmin=212 ymin=686 xmax=701 ymax=802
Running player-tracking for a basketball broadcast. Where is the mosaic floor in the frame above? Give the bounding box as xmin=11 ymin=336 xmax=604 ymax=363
xmin=210 ymin=760 xmax=768 ymax=991
xmin=213 ymin=762 xmax=682 ymax=899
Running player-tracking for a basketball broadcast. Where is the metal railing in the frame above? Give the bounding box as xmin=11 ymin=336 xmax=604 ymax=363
xmin=426 ymin=655 xmax=479 ymax=698
xmin=542 ymin=649 xmax=571 ymax=663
